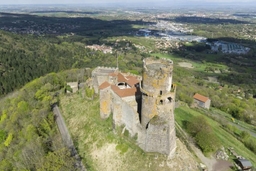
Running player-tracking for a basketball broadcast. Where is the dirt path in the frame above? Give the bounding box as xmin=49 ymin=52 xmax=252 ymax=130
xmin=178 ymin=62 xmax=193 ymax=68
xmin=190 ymin=145 xmax=217 ymax=171
xmin=176 ymin=122 xmax=217 ymax=170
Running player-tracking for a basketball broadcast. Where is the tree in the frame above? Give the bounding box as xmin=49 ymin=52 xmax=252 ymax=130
xmin=187 ymin=116 xmax=220 ymax=154
xmin=195 ymin=128 xmax=220 ymax=153
xmin=187 ymin=116 xmax=209 ymax=136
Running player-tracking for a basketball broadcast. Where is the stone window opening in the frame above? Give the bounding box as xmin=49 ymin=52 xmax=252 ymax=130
xmin=146 ymin=122 xmax=149 ymax=129
xmin=118 ymin=82 xmax=127 ymax=89
xmin=143 ymin=93 xmax=148 ymax=97
xmin=160 ymin=90 xmax=163 ymax=95
xmin=118 ymin=82 xmax=125 ymax=86
xmin=160 ymin=100 xmax=164 ymax=105
xmin=167 ymin=97 xmax=172 ymax=103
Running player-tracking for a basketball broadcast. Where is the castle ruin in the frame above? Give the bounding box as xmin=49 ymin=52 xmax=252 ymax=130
xmin=92 ymin=57 xmax=176 ymax=156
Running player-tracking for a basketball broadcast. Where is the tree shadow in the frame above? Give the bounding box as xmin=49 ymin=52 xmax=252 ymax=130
xmin=30 ymin=10 xmax=103 ymax=15
xmin=0 ymin=12 xmax=155 ymax=43
xmin=182 ymin=120 xmax=189 ymax=129
xmin=159 ymin=16 xmax=251 ymax=24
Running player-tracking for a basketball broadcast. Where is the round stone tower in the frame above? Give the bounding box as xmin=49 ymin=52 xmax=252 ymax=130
xmin=140 ymin=57 xmax=176 ymax=156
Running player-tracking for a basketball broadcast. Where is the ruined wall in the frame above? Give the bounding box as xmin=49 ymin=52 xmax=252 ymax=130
xmin=145 ymin=122 xmax=170 ymax=154
xmin=100 ymin=88 xmax=112 ymax=119
xmin=92 ymin=75 xmax=109 ymax=94
xmin=92 ymin=67 xmax=117 ymax=93
xmin=111 ymin=93 xmax=140 ymax=136
xmin=112 ymin=93 xmax=123 ymax=126
xmin=121 ymin=101 xmax=140 ymax=136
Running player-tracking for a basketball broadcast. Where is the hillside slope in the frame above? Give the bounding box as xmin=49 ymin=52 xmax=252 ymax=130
xmin=60 ymin=92 xmax=199 ymax=171
xmin=0 ymin=72 xmax=77 ymax=170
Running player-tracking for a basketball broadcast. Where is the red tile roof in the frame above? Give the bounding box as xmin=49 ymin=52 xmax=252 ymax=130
xmin=111 ymin=85 xmax=139 ymax=98
xmin=111 ymin=85 xmax=120 ymax=92
xmin=109 ymin=72 xmax=117 ymax=77
xmin=126 ymin=77 xmax=140 ymax=87
xmin=99 ymin=81 xmax=111 ymax=90
xmin=126 ymin=76 xmax=134 ymax=79
xmin=117 ymin=73 xmax=127 ymax=82
xmin=115 ymin=88 xmax=138 ymax=98
xmin=193 ymin=93 xmax=209 ymax=103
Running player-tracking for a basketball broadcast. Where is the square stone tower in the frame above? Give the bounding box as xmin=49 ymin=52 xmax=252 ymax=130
xmin=140 ymin=57 xmax=176 ymax=156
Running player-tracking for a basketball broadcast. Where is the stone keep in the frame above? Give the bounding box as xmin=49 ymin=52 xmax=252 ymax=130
xmin=140 ymin=57 xmax=176 ymax=156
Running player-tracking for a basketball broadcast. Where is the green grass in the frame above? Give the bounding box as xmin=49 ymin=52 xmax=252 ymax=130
xmin=184 ymin=42 xmax=194 ymax=47
xmin=150 ymin=53 xmax=182 ymax=64
xmin=175 ymin=106 xmax=256 ymax=166
xmin=151 ymin=53 xmax=227 ymax=73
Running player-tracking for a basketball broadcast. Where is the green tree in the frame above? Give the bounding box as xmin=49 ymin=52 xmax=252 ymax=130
xmin=195 ymin=129 xmax=220 ymax=153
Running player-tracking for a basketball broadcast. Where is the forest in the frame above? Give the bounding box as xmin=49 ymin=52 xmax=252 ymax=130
xmin=0 ymin=72 xmax=80 ymax=170
xmin=0 ymin=30 xmax=144 ymax=96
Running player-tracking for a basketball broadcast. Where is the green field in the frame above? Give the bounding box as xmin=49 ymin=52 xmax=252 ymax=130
xmin=175 ymin=106 xmax=256 ymax=166
xmin=151 ymin=53 xmax=227 ymax=72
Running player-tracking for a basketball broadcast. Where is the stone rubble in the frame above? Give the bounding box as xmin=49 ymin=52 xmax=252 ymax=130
xmin=216 ymin=147 xmax=229 ymax=160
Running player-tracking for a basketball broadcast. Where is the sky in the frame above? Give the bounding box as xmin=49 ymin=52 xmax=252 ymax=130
xmin=0 ymin=0 xmax=255 ymax=5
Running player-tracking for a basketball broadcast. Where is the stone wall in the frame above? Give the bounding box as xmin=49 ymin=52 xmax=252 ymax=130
xmin=194 ymin=99 xmax=211 ymax=109
xmin=100 ymin=88 xmax=112 ymax=119
xmin=112 ymin=92 xmax=140 ymax=136
xmin=92 ymin=67 xmax=117 ymax=93
xmin=205 ymin=99 xmax=211 ymax=109
xmin=144 ymin=122 xmax=170 ymax=154
xmin=141 ymin=57 xmax=174 ymax=128
xmin=139 ymin=57 xmax=176 ymax=157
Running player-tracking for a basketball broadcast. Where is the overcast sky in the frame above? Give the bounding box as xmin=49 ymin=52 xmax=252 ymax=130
xmin=0 ymin=0 xmax=255 ymax=5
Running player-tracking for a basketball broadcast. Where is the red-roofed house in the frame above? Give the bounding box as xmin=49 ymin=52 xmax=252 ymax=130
xmin=193 ymin=93 xmax=211 ymax=109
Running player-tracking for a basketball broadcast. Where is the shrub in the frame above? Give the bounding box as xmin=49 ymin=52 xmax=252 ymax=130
xmin=187 ymin=116 xmax=220 ymax=154
xmin=195 ymin=129 xmax=220 ymax=153
xmin=244 ymin=138 xmax=256 ymax=154
xmin=240 ymin=131 xmax=251 ymax=140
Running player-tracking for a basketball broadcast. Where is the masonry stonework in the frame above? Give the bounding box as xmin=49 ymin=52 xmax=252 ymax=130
xmin=93 ymin=57 xmax=176 ymax=157
xmin=139 ymin=58 xmax=176 ymax=156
